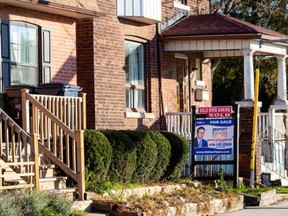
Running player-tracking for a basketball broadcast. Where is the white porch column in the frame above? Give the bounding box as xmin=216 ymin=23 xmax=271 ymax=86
xmin=242 ymin=50 xmax=255 ymax=100
xmin=276 ymin=55 xmax=287 ymax=103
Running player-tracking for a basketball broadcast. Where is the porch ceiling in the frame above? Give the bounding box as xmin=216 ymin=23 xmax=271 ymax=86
xmin=0 ymin=0 xmax=105 ymax=18
xmin=161 ymin=13 xmax=288 ymax=57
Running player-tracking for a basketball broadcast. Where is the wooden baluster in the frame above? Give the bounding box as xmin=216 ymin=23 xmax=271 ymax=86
xmin=30 ymin=133 xmax=40 ymax=191
xmin=52 ymin=122 xmax=57 ymax=155
xmin=4 ymin=119 xmax=9 ymax=161
xmin=80 ymin=93 xmax=87 ymax=130
xmin=59 ymin=128 xmax=63 ymax=161
xmin=76 ymin=130 xmax=85 ymax=200
xmin=72 ymin=139 xmax=76 ymax=172
xmin=65 ymin=134 xmax=70 ymax=167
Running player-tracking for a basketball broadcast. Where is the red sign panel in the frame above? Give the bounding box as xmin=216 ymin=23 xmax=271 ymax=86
xmin=198 ymin=106 xmax=232 ymax=117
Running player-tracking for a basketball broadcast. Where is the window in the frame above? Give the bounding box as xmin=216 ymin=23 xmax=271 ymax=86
xmin=125 ymin=40 xmax=145 ymax=109
xmin=195 ymin=58 xmax=202 ymax=80
xmin=0 ymin=21 xmax=51 ymax=92
xmin=10 ymin=22 xmax=38 ymax=86
xmin=176 ymin=0 xmax=187 ymax=5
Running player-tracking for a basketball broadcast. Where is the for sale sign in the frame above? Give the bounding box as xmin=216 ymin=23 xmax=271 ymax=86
xmin=193 ymin=118 xmax=234 ymax=155
xmin=198 ymin=106 xmax=232 ymax=118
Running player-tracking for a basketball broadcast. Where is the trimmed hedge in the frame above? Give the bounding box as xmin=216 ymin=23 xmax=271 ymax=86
xmin=84 ymin=130 xmax=112 ymax=186
xmin=102 ymin=130 xmax=137 ymax=183
xmin=148 ymin=131 xmax=171 ymax=182
xmin=160 ymin=131 xmax=189 ymax=179
xmin=122 ymin=130 xmax=158 ymax=183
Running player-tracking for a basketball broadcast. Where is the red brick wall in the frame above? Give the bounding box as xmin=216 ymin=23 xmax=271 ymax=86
xmin=79 ymin=0 xmax=211 ymax=130
xmin=239 ymin=106 xmax=262 ymax=182
xmin=76 ymin=19 xmax=96 ymax=129
xmin=0 ymin=4 xmax=77 ymax=85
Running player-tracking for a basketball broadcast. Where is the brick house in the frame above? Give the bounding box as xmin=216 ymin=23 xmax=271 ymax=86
xmin=0 ymin=0 xmax=288 ymax=190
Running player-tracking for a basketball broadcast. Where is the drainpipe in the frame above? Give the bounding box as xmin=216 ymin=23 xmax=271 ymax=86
xmin=156 ymin=36 xmax=167 ymax=130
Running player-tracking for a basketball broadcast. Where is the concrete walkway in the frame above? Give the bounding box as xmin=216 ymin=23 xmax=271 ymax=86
xmin=215 ymin=200 xmax=288 ymax=216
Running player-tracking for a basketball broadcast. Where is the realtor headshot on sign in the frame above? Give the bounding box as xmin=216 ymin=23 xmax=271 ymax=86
xmin=194 ymin=126 xmax=208 ymax=148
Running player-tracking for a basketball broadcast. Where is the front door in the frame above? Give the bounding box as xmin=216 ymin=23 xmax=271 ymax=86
xmin=176 ymin=58 xmax=188 ymax=112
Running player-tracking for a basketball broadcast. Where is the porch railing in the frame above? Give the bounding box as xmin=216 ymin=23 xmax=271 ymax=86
xmin=166 ymin=112 xmax=192 ymax=140
xmin=0 ymin=108 xmax=39 ymax=191
xmin=258 ymin=111 xmax=287 ymax=179
xmin=21 ymin=89 xmax=85 ymax=200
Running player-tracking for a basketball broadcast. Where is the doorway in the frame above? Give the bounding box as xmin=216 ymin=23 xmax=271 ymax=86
xmin=175 ymin=57 xmax=189 ymax=112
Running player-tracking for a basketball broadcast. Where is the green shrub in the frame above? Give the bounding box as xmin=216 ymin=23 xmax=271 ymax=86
xmin=84 ymin=130 xmax=112 ymax=187
xmin=102 ymin=130 xmax=137 ymax=183
xmin=160 ymin=131 xmax=189 ymax=179
xmin=122 ymin=130 xmax=158 ymax=183
xmin=148 ymin=131 xmax=171 ymax=182
xmin=0 ymin=189 xmax=83 ymax=216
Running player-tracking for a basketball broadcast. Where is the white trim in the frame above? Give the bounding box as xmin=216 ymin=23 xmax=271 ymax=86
xmin=236 ymin=101 xmax=262 ymax=108
xmin=124 ymin=112 xmax=155 ymax=119
xmin=164 ymin=39 xmax=287 ymax=56
xmin=195 ymin=80 xmax=206 ymax=87
xmin=175 ymin=53 xmax=188 ymax=60
xmin=172 ymin=1 xmax=190 ymax=11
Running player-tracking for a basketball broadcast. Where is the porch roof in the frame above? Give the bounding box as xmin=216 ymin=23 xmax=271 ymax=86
xmin=0 ymin=0 xmax=105 ymax=18
xmin=160 ymin=13 xmax=288 ymax=57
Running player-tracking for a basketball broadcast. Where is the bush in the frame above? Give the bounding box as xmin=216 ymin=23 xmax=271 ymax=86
xmin=0 ymin=189 xmax=83 ymax=216
xmin=122 ymin=130 xmax=157 ymax=183
xmin=148 ymin=131 xmax=171 ymax=182
xmin=160 ymin=132 xmax=189 ymax=179
xmin=84 ymin=130 xmax=112 ymax=188
xmin=102 ymin=130 xmax=137 ymax=183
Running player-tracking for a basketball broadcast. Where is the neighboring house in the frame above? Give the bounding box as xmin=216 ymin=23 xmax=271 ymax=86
xmin=0 ymin=0 xmax=287 ymax=193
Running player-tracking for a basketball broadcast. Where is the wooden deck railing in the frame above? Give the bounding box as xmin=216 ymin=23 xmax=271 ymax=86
xmin=21 ymin=90 xmax=85 ymax=200
xmin=0 ymin=108 xmax=39 ymax=191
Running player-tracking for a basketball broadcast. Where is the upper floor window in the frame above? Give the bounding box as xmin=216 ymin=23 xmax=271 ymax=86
xmin=125 ymin=40 xmax=145 ymax=110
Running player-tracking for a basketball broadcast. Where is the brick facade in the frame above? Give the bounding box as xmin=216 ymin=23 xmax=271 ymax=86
xmin=238 ymin=106 xmax=262 ymax=182
xmin=78 ymin=0 xmax=211 ymax=130
xmin=0 ymin=4 xmax=77 ymax=85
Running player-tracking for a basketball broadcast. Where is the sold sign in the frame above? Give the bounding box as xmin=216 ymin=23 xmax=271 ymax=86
xmin=198 ymin=106 xmax=232 ymax=118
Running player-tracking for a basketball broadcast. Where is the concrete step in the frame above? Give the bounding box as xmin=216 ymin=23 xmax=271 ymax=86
xmin=39 ymin=164 xmax=55 ymax=178
xmin=40 ymin=176 xmax=67 ymax=190
xmin=46 ymin=188 xmax=76 ymax=200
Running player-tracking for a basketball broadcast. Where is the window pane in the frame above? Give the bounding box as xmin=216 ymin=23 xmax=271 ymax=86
xmin=125 ymin=41 xmax=144 ymax=85
xmin=10 ymin=23 xmax=38 ymax=65
xmin=134 ymin=89 xmax=144 ymax=108
xmin=126 ymin=87 xmax=131 ymax=108
xmin=10 ymin=22 xmax=38 ymax=87
xmin=11 ymin=65 xmax=38 ymax=86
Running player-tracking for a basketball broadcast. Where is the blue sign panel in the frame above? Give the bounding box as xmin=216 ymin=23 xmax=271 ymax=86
xmin=193 ymin=118 xmax=234 ymax=155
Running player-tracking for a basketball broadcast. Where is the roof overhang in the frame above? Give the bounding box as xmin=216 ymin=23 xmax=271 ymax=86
xmin=0 ymin=0 xmax=105 ymax=19
xmin=161 ymin=37 xmax=288 ymax=58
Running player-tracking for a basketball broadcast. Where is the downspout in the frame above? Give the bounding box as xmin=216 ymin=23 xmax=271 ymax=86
xmin=156 ymin=27 xmax=166 ymax=130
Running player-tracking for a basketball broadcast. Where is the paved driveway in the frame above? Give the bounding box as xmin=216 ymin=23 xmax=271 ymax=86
xmin=216 ymin=200 xmax=288 ymax=216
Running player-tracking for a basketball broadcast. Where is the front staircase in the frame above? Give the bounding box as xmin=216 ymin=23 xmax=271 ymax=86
xmin=258 ymin=111 xmax=288 ymax=186
xmin=0 ymin=89 xmax=87 ymax=200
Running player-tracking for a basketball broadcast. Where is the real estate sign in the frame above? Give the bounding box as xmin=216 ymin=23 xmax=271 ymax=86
xmin=193 ymin=107 xmax=234 ymax=155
